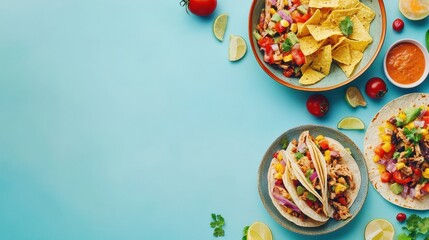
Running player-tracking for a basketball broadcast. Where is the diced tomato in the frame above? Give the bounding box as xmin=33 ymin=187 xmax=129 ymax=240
xmin=292 ymin=48 xmax=306 ymax=66
xmin=274 ymin=22 xmax=286 ymax=33
xmin=337 ymin=197 xmax=347 ymax=206
xmin=319 ymin=140 xmax=329 ymax=150
xmin=423 ymin=116 xmax=429 ymax=127
xmin=273 ymin=151 xmax=279 ymax=159
xmin=291 ymin=0 xmax=301 ymax=4
xmin=424 ymin=110 xmax=429 ymax=116
xmin=275 ymin=179 xmax=283 ymax=186
xmin=392 ymin=171 xmax=412 ymax=185
xmin=291 ymin=11 xmax=312 ymax=23
xmin=283 ymin=68 xmax=294 ymax=77
xmin=422 ymin=183 xmax=429 ymax=192
xmin=258 ymin=36 xmax=274 ymax=49
xmin=385 ymin=144 xmax=396 ymax=159
xmin=381 ymin=172 xmax=392 ymax=183
xmin=306 ymin=150 xmax=311 ymax=160
xmin=268 ymin=53 xmax=275 ymax=64
xmin=413 ymin=168 xmax=422 ymax=177
xmin=374 ymin=144 xmax=386 ymax=157
xmin=306 ymin=200 xmax=314 ymax=207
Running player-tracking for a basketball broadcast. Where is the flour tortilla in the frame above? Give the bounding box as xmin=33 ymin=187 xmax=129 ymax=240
xmin=364 ymin=93 xmax=429 ymax=210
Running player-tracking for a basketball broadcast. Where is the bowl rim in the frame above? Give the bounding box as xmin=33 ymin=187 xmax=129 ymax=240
xmin=383 ymin=38 xmax=429 ymax=89
xmin=248 ymin=0 xmax=387 ymax=92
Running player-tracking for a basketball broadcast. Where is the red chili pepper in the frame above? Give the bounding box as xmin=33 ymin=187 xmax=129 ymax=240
xmin=392 ymin=171 xmax=412 ymax=185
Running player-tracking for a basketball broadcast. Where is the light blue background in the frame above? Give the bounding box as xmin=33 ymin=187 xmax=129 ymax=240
xmin=0 ymin=0 xmax=428 ymax=239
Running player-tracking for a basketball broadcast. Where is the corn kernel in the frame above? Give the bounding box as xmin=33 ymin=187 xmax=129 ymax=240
xmin=334 ymin=184 xmax=347 ymax=194
xmin=398 ymin=112 xmax=406 ymax=121
xmin=285 ymin=207 xmax=293 ymax=214
xmin=385 ymin=122 xmax=396 ymax=131
xmin=406 ymin=122 xmax=415 ymax=129
xmin=280 ymin=19 xmax=289 ymax=28
xmin=324 ymin=150 xmax=331 ymax=157
xmin=377 ymin=164 xmax=386 ymax=174
xmin=425 ymin=134 xmax=429 ymax=140
xmin=290 ymin=23 xmax=298 ymax=33
xmin=381 ymin=142 xmax=392 ymax=153
xmin=373 ymin=155 xmax=380 ymax=163
xmin=423 ymin=168 xmax=429 ymax=179
xmin=324 ymin=155 xmax=331 ymax=163
xmin=378 ymin=126 xmax=385 ymax=134
xmin=270 ymin=8 xmax=277 ymax=15
xmin=277 ymin=152 xmax=283 ymax=161
xmin=274 ymin=163 xmax=284 ymax=174
xmin=274 ymin=172 xmax=283 ymax=180
xmin=283 ymin=54 xmax=293 ymax=62
xmin=396 ymin=162 xmax=405 ymax=170
xmin=316 ymin=135 xmax=324 ymax=141
xmin=421 ymin=129 xmax=428 ymax=136
xmin=381 ymin=134 xmax=392 ymax=143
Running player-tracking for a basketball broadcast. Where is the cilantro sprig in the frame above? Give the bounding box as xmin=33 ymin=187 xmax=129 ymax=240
xmin=242 ymin=225 xmax=249 ymax=240
xmin=398 ymin=214 xmax=429 ymax=240
xmin=210 ymin=213 xmax=225 ymax=237
xmin=403 ymin=127 xmax=423 ymax=143
xmin=340 ymin=16 xmax=353 ymax=36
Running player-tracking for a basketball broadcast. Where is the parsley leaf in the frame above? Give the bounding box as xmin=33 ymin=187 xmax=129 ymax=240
xmin=282 ymin=38 xmax=293 ymax=52
xmin=340 ymin=16 xmax=353 ymax=36
xmin=210 ymin=213 xmax=225 ymax=237
xmin=399 ymin=214 xmax=429 ymax=239
xmin=398 ymin=233 xmax=413 ymax=240
xmin=242 ymin=225 xmax=249 ymax=240
xmin=403 ymin=127 xmax=423 ymax=143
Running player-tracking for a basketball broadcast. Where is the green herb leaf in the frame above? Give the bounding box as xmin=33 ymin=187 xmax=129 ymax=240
xmin=398 ymin=233 xmax=413 ymax=240
xmin=282 ymin=38 xmax=293 ymax=52
xmin=210 ymin=213 xmax=225 ymax=237
xmin=426 ymin=29 xmax=429 ymax=52
xmin=242 ymin=225 xmax=249 ymax=240
xmin=340 ymin=16 xmax=353 ymax=36
xmin=418 ymin=217 xmax=429 ymax=234
xmin=295 ymin=152 xmax=304 ymax=160
xmin=404 ymin=127 xmax=423 ymax=143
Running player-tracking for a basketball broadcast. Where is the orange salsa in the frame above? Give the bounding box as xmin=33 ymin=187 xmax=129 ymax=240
xmin=386 ymin=42 xmax=425 ymax=85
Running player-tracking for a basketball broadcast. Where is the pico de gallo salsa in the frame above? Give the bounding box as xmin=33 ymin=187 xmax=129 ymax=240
xmin=374 ymin=106 xmax=429 ymax=199
xmin=254 ymin=0 xmax=311 ymax=77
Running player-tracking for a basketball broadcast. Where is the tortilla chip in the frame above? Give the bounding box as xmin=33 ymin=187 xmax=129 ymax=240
xmin=337 ymin=0 xmax=359 ymax=9
xmin=322 ymin=8 xmax=359 ymax=27
xmin=301 ymin=54 xmax=316 ymax=73
xmin=338 ymin=50 xmax=363 ymax=77
xmin=299 ymin=68 xmax=326 ymax=85
xmin=299 ymin=35 xmax=325 ymax=56
xmin=301 ymin=0 xmax=310 ymax=5
xmin=311 ymin=45 xmax=332 ymax=75
xmin=309 ymin=0 xmax=339 ymax=8
xmin=332 ymin=44 xmax=351 ymax=65
xmin=298 ymin=9 xmax=323 ymax=37
xmin=349 ymin=16 xmax=373 ymax=43
xmin=333 ymin=37 xmax=369 ymax=52
xmin=307 ymin=25 xmax=342 ymax=41
xmin=355 ymin=2 xmax=376 ymax=31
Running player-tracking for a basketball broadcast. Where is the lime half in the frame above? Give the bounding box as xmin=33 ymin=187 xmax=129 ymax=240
xmin=346 ymin=86 xmax=367 ymax=108
xmin=213 ymin=13 xmax=228 ymax=41
xmin=364 ymin=219 xmax=394 ymax=240
xmin=247 ymin=222 xmax=272 ymax=240
xmin=337 ymin=116 xmax=365 ymax=130
xmin=229 ymin=35 xmax=247 ymax=62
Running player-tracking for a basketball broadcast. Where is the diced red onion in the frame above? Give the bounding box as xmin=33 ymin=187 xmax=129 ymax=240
xmin=289 ymin=6 xmax=297 ymax=13
xmin=263 ymin=53 xmax=270 ymax=62
xmin=271 ymin=43 xmax=279 ymax=52
xmin=280 ymin=160 xmax=286 ymax=168
xmin=278 ymin=10 xmax=289 ymax=20
xmin=386 ymin=160 xmax=397 ymax=173
xmin=309 ymin=171 xmax=318 ymax=181
xmin=293 ymin=43 xmax=300 ymax=50
xmin=272 ymin=192 xmax=302 ymax=213
xmin=401 ymin=185 xmax=409 ymax=198
xmin=378 ymin=158 xmax=387 ymax=165
xmin=283 ymin=13 xmax=293 ymax=25
xmin=419 ymin=109 xmax=427 ymax=118
xmin=269 ymin=0 xmax=277 ymax=5
xmin=287 ymin=0 xmax=292 ymax=8
xmin=408 ymin=187 xmax=416 ymax=199
xmin=414 ymin=120 xmax=425 ymax=128
xmin=330 ymin=151 xmax=340 ymax=158
xmin=297 ymin=143 xmax=307 ymax=153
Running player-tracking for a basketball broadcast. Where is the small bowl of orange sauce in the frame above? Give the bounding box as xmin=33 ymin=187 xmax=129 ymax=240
xmin=384 ymin=39 xmax=429 ymax=88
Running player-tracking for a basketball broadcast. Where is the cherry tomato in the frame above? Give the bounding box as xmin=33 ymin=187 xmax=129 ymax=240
xmin=181 ymin=0 xmax=217 ymax=17
xmin=396 ymin=213 xmax=406 ymax=222
xmin=365 ymin=77 xmax=388 ymax=99
xmin=306 ymin=94 xmax=329 ymax=117
xmin=392 ymin=18 xmax=404 ymax=32
xmin=380 ymin=172 xmax=392 ymax=183
xmin=318 ymin=140 xmax=330 ymax=150
xmin=274 ymin=22 xmax=286 ymax=33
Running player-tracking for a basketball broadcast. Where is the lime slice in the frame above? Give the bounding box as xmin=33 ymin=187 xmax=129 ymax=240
xmin=398 ymin=0 xmax=429 ymax=20
xmin=213 ymin=13 xmax=228 ymax=41
xmin=229 ymin=35 xmax=247 ymax=62
xmin=345 ymin=86 xmax=367 ymax=108
xmin=364 ymin=219 xmax=394 ymax=240
xmin=337 ymin=116 xmax=365 ymax=130
xmin=247 ymin=222 xmax=272 ymax=240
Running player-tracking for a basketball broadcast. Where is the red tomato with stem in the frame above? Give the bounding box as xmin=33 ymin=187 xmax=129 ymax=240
xmin=392 ymin=18 xmax=404 ymax=32
xmin=306 ymin=94 xmax=329 ymax=117
xmin=180 ymin=0 xmax=217 ymax=17
xmin=365 ymin=77 xmax=388 ymax=99
xmin=396 ymin=213 xmax=406 ymax=222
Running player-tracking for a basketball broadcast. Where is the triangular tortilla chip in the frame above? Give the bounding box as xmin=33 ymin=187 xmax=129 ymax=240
xmin=299 ymin=35 xmax=327 ymax=56
xmin=299 ymin=68 xmax=326 ymax=85
xmin=338 ymin=50 xmax=363 ymax=77
xmin=322 ymin=8 xmax=359 ymax=27
xmin=355 ymin=2 xmax=376 ymax=31
xmin=307 ymin=25 xmax=342 ymax=41
xmin=338 ymin=0 xmax=359 ymax=9
xmin=332 ymin=44 xmax=352 ymax=65
xmin=349 ymin=16 xmax=373 ymax=43
xmin=309 ymin=0 xmax=339 ymax=8
xmin=298 ymin=9 xmax=323 ymax=37
xmin=311 ymin=45 xmax=332 ymax=75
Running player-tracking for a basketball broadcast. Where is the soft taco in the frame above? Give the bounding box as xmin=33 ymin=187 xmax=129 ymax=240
xmin=311 ymin=135 xmax=361 ymax=220
xmin=282 ymin=131 xmax=329 ymax=222
xmin=364 ymin=93 xmax=429 ymax=210
xmin=267 ymin=151 xmax=325 ymax=227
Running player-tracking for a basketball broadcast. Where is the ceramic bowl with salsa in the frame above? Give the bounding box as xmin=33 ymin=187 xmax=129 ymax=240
xmin=384 ymin=39 xmax=429 ymax=88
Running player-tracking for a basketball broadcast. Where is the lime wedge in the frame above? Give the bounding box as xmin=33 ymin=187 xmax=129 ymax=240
xmin=247 ymin=222 xmax=272 ymax=240
xmin=213 ymin=13 xmax=228 ymax=41
xmin=229 ymin=35 xmax=247 ymax=62
xmin=364 ymin=219 xmax=394 ymax=240
xmin=337 ymin=116 xmax=365 ymax=130
xmin=345 ymin=86 xmax=367 ymax=108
